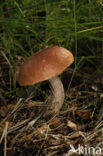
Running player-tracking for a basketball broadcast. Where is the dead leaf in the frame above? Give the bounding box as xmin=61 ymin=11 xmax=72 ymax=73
xmin=49 ymin=117 xmax=62 ymax=129
xmin=67 ymin=120 xmax=78 ymax=131
xmin=76 ymin=109 xmax=93 ymax=120
xmin=69 ymin=131 xmax=80 ymax=138
xmin=15 ymin=55 xmax=23 ymax=60
xmin=0 ymin=105 xmax=8 ymax=117
xmin=91 ymin=85 xmax=98 ymax=91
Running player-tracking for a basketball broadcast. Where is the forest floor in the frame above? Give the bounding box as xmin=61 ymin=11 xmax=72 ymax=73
xmin=0 ymin=51 xmax=103 ymax=156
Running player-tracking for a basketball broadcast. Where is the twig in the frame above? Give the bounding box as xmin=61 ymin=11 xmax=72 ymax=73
xmin=4 ymin=122 xmax=8 ymax=156
xmin=7 ymin=110 xmax=45 ymax=134
xmin=0 ymin=122 xmax=8 ymax=145
xmin=0 ymin=98 xmax=23 ymax=125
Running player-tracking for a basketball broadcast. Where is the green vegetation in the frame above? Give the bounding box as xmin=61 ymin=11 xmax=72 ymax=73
xmin=0 ymin=0 xmax=103 ymax=96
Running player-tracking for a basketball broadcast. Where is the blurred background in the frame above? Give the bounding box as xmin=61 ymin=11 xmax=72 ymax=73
xmin=0 ymin=0 xmax=103 ymax=98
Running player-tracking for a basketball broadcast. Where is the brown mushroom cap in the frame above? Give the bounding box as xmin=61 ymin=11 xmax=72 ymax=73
xmin=18 ymin=46 xmax=74 ymax=86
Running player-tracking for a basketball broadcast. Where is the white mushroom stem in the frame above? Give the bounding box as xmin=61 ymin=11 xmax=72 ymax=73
xmin=47 ymin=76 xmax=65 ymax=114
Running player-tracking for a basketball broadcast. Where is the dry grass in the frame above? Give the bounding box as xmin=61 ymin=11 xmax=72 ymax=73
xmin=0 ymin=67 xmax=103 ymax=155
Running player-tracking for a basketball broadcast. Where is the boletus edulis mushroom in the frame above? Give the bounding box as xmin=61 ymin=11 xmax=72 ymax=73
xmin=18 ymin=46 xmax=74 ymax=116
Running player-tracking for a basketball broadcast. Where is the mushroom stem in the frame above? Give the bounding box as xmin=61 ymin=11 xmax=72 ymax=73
xmin=47 ymin=76 xmax=65 ymax=114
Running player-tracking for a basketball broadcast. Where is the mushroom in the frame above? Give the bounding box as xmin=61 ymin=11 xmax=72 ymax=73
xmin=18 ymin=46 xmax=74 ymax=115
